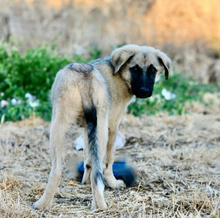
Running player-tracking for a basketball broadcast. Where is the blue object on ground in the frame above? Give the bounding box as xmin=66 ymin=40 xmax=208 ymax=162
xmin=77 ymin=161 xmax=136 ymax=187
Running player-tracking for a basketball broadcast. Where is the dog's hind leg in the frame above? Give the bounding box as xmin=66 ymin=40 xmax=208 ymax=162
xmin=91 ymin=107 xmax=109 ymax=210
xmin=81 ymin=127 xmax=91 ymax=184
xmin=33 ymin=111 xmax=70 ymax=210
xmin=82 ymin=107 xmax=109 ymax=187
xmin=83 ymin=104 xmax=108 ymax=210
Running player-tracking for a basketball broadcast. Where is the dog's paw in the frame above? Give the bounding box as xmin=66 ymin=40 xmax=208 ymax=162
xmin=81 ymin=173 xmax=91 ymax=185
xmin=113 ymin=179 xmax=126 ymax=189
xmin=91 ymin=200 xmax=107 ymax=211
xmin=107 ymin=178 xmax=126 ymax=189
xmin=32 ymin=199 xmax=51 ymax=211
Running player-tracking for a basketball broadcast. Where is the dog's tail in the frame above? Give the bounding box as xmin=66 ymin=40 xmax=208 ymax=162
xmin=76 ymin=64 xmax=109 ymax=196
xmin=83 ymin=102 xmax=105 ymax=194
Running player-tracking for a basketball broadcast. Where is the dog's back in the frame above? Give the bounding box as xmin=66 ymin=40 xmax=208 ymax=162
xmin=50 ymin=62 xmax=110 ymax=122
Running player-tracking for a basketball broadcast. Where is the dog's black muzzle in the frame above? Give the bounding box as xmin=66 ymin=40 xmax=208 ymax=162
xmin=136 ymin=87 xmax=152 ymax=98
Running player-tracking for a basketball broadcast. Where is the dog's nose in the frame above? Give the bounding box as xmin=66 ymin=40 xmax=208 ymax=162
xmin=139 ymin=87 xmax=150 ymax=96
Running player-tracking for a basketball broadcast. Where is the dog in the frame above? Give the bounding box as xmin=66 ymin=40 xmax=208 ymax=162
xmin=32 ymin=44 xmax=171 ymax=210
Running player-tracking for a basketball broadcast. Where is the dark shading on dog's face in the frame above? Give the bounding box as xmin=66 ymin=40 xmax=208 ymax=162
xmin=129 ymin=64 xmax=157 ymax=98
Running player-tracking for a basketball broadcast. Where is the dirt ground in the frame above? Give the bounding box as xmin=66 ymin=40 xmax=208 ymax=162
xmin=0 ymin=101 xmax=220 ymax=217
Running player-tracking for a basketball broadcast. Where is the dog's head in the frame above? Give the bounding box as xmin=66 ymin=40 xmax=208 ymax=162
xmin=111 ymin=45 xmax=171 ymax=98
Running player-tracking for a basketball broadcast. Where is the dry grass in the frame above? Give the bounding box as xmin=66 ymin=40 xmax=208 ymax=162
xmin=0 ymin=107 xmax=220 ymax=217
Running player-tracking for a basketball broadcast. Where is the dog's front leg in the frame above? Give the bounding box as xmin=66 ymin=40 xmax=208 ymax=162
xmin=104 ymin=128 xmax=125 ymax=189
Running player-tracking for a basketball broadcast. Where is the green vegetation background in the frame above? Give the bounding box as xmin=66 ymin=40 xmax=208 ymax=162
xmin=0 ymin=40 xmax=219 ymax=122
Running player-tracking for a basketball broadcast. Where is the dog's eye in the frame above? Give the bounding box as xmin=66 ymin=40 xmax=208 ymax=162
xmin=147 ymin=64 xmax=157 ymax=79
xmin=149 ymin=64 xmax=157 ymax=73
xmin=130 ymin=65 xmax=141 ymax=73
xmin=148 ymin=64 xmax=157 ymax=74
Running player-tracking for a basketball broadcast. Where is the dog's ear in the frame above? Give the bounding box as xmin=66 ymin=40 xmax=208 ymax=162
xmin=157 ymin=53 xmax=171 ymax=80
xmin=111 ymin=47 xmax=135 ymax=74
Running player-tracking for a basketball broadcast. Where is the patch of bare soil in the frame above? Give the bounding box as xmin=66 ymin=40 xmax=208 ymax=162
xmin=0 ymin=111 xmax=220 ymax=217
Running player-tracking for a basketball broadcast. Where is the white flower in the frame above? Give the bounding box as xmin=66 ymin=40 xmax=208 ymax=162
xmin=25 ymin=93 xmax=34 ymax=100
xmin=161 ymin=89 xmax=176 ymax=100
xmin=1 ymin=100 xmax=8 ymax=108
xmin=11 ymin=98 xmax=17 ymax=105
xmin=29 ymin=100 xmax=39 ymax=108
xmin=25 ymin=93 xmax=39 ymax=107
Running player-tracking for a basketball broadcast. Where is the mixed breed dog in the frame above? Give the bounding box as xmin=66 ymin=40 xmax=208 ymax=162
xmin=32 ymin=44 xmax=171 ymax=210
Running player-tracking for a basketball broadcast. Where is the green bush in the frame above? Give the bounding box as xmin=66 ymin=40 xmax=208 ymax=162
xmin=0 ymin=41 xmax=104 ymax=121
xmin=0 ymin=41 xmax=219 ymax=122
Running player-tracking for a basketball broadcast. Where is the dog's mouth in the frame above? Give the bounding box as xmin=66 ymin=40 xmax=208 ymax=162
xmin=135 ymin=94 xmax=152 ymax=99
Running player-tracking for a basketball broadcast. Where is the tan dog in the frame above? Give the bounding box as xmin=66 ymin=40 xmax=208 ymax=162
xmin=33 ymin=44 xmax=171 ymax=210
